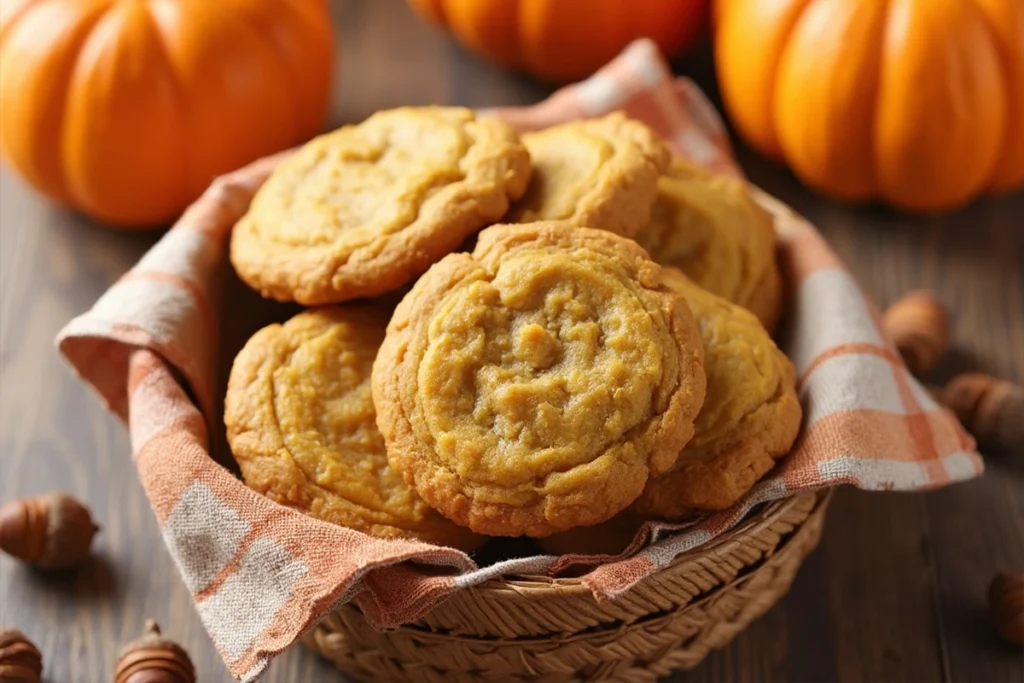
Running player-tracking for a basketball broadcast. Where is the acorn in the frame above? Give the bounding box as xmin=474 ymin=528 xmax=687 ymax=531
xmin=933 ymin=373 xmax=1024 ymax=450
xmin=0 ymin=494 xmax=98 ymax=569
xmin=0 ymin=628 xmax=42 ymax=683
xmin=882 ymin=289 xmax=951 ymax=377
xmin=988 ymin=571 xmax=1024 ymax=646
xmin=114 ymin=620 xmax=196 ymax=683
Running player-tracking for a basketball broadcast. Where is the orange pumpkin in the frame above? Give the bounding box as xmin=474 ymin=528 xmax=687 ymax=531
xmin=407 ymin=0 xmax=708 ymax=84
xmin=716 ymin=0 xmax=1024 ymax=212
xmin=0 ymin=0 xmax=334 ymax=228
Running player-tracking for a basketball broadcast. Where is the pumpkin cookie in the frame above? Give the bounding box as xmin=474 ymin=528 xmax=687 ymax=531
xmin=372 ymin=221 xmax=706 ymax=538
xmin=541 ymin=270 xmax=800 ymax=554
xmin=630 ymin=268 xmax=801 ymax=518
xmin=230 ymin=107 xmax=531 ymax=304
xmin=507 ymin=113 xmax=670 ymax=237
xmin=225 ymin=306 xmax=480 ymax=550
xmin=634 ymin=158 xmax=782 ymax=331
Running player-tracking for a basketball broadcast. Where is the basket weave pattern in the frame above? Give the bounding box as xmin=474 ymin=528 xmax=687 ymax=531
xmin=304 ymin=490 xmax=831 ymax=682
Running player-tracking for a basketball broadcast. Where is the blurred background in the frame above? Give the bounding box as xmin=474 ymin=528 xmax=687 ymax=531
xmin=0 ymin=0 xmax=1021 ymax=681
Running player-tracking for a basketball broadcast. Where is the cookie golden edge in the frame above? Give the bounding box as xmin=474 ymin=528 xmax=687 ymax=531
xmin=629 ymin=354 xmax=801 ymax=519
xmin=541 ymin=270 xmax=802 ymax=555
xmin=637 ymin=156 xmax=784 ymax=333
xmin=732 ymin=184 xmax=784 ymax=333
xmin=224 ymin=306 xmax=482 ymax=551
xmin=745 ymin=254 xmax=784 ymax=335
xmin=630 ymin=268 xmax=801 ymax=519
xmin=230 ymin=107 xmax=532 ymax=305
xmin=509 ymin=112 xmax=671 ymax=237
xmin=540 ymin=364 xmax=801 ymax=556
xmin=371 ymin=221 xmax=706 ymax=538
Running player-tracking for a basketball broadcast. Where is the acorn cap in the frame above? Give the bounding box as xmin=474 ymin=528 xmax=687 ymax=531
xmin=114 ymin=620 xmax=196 ymax=683
xmin=0 ymin=628 xmax=43 ymax=681
xmin=39 ymin=493 xmax=99 ymax=570
xmin=882 ymin=289 xmax=951 ymax=376
xmin=988 ymin=571 xmax=1024 ymax=646
xmin=0 ymin=494 xmax=99 ymax=570
xmin=937 ymin=374 xmax=1024 ymax=450
xmin=0 ymin=498 xmax=46 ymax=563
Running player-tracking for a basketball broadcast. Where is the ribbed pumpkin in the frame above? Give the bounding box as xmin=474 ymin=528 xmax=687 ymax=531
xmin=716 ymin=0 xmax=1024 ymax=212
xmin=0 ymin=0 xmax=334 ymax=228
xmin=407 ymin=0 xmax=708 ymax=84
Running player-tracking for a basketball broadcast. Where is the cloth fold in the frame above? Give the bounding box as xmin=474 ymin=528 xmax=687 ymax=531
xmin=56 ymin=39 xmax=981 ymax=683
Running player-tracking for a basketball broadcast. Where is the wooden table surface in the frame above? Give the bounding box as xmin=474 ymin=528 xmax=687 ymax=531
xmin=2 ymin=2 xmax=1022 ymax=681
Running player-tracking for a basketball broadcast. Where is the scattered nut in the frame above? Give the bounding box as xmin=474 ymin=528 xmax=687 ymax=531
xmin=114 ymin=620 xmax=196 ymax=683
xmin=882 ymin=290 xmax=951 ymax=376
xmin=988 ymin=571 xmax=1024 ymax=646
xmin=0 ymin=493 xmax=99 ymax=570
xmin=0 ymin=628 xmax=42 ymax=683
xmin=933 ymin=373 xmax=1024 ymax=450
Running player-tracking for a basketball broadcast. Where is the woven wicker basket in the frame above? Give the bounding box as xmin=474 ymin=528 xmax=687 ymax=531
xmin=302 ymin=190 xmax=827 ymax=681
xmin=303 ymin=489 xmax=831 ymax=682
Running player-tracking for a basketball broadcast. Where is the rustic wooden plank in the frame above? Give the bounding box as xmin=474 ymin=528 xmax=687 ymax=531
xmin=2 ymin=1 xmax=1023 ymax=681
xmin=902 ymin=198 xmax=1024 ymax=683
xmin=328 ymin=0 xmax=453 ymax=126
xmin=791 ymin=179 xmax=1024 ymax=683
xmin=0 ymin=164 xmax=234 ymax=681
xmin=925 ymin=469 xmax=1024 ymax=683
xmin=742 ymin=141 xmax=1024 ymax=682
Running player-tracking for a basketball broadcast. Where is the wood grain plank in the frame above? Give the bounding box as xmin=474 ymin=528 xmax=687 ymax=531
xmin=736 ymin=151 xmax=1024 ymax=682
xmin=1 ymin=1 xmax=1023 ymax=681
xmin=328 ymin=0 xmax=452 ymax=126
xmin=0 ymin=165 xmax=235 ymax=681
xmin=767 ymin=165 xmax=1024 ymax=683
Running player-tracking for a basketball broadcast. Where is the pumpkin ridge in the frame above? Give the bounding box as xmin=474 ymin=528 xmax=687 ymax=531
xmin=874 ymin=0 xmax=1007 ymax=210
xmin=769 ymin=0 xmax=822 ymax=163
xmin=73 ymin=0 xmax=190 ymax=224
xmin=226 ymin=0 xmax=332 ymax=141
xmin=203 ymin=0 xmax=302 ymax=142
xmin=971 ymin=0 xmax=1024 ymax=191
xmin=0 ymin=0 xmax=334 ymax=227
xmin=718 ymin=0 xmax=1023 ymax=210
xmin=717 ymin=0 xmax=815 ymax=160
xmin=0 ymin=0 xmax=37 ymax=44
xmin=281 ymin=0 xmax=336 ymax=118
xmin=864 ymin=0 xmax=894 ymax=201
xmin=40 ymin=0 xmax=118 ymax=204
xmin=143 ymin=0 xmax=190 ymax=221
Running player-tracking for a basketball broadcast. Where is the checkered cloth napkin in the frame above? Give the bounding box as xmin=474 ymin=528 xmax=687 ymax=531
xmin=56 ymin=39 xmax=982 ymax=682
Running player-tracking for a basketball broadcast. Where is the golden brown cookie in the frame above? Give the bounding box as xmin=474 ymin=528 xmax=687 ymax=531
xmin=540 ymin=270 xmax=801 ymax=554
xmin=506 ymin=113 xmax=670 ymax=237
xmin=224 ymin=306 xmax=480 ymax=550
xmin=634 ymin=158 xmax=782 ymax=331
xmin=630 ymin=268 xmax=801 ymax=518
xmin=230 ymin=107 xmax=531 ymax=305
xmin=372 ymin=222 xmax=706 ymax=538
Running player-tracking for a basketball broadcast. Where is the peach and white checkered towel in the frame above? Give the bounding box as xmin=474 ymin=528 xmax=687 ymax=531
xmin=56 ymin=40 xmax=982 ymax=682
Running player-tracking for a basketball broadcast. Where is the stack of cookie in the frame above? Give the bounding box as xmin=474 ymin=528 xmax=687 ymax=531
xmin=225 ymin=107 xmax=801 ymax=554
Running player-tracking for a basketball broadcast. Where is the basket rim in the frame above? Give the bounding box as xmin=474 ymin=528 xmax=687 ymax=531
xmin=463 ymin=488 xmax=832 ymax=595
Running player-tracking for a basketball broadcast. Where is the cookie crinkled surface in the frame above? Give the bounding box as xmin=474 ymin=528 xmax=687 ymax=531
xmin=630 ymin=268 xmax=801 ymax=518
xmin=541 ymin=268 xmax=801 ymax=554
xmin=224 ymin=306 xmax=481 ymax=550
xmin=635 ymin=157 xmax=782 ymax=331
xmin=230 ymin=107 xmax=531 ymax=305
xmin=372 ymin=221 xmax=707 ymax=538
xmin=507 ymin=113 xmax=671 ymax=237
